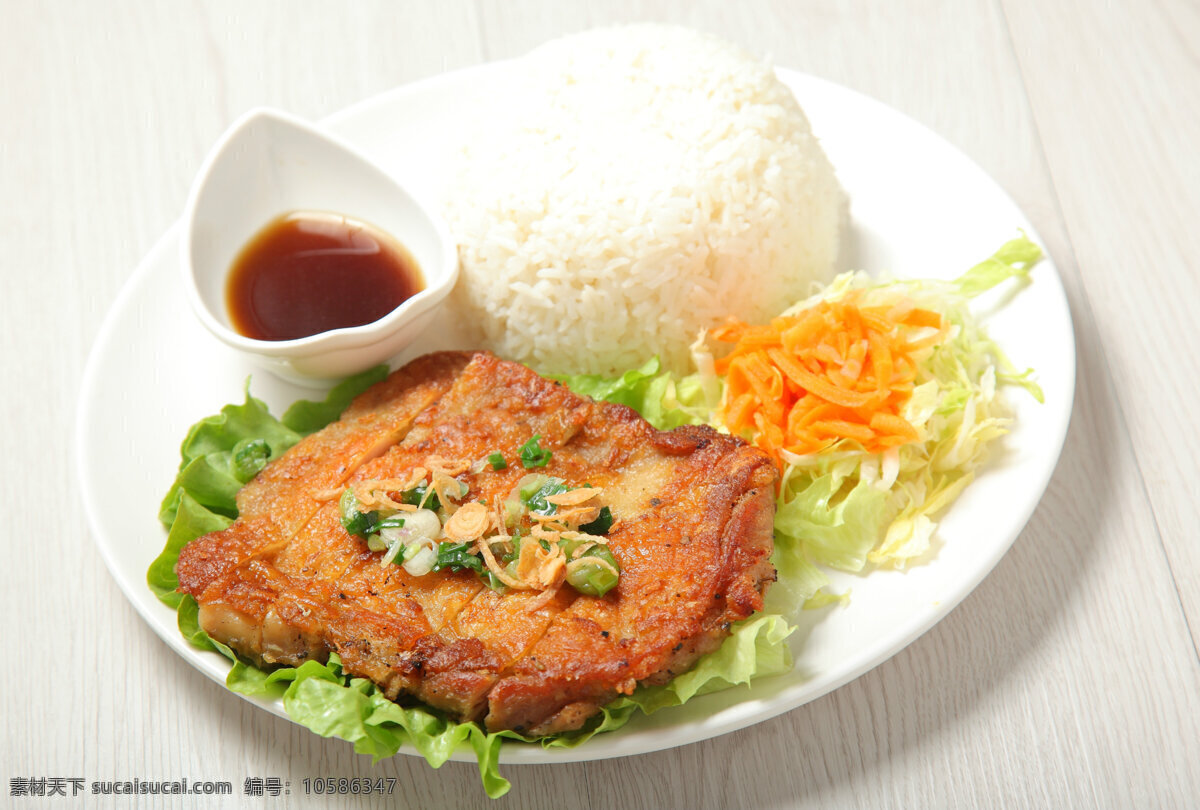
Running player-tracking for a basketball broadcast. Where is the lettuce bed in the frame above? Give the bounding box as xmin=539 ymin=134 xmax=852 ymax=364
xmin=148 ymin=366 xmax=795 ymax=798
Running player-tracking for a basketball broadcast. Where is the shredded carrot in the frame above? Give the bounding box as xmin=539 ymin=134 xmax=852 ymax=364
xmin=713 ymin=291 xmax=947 ymax=467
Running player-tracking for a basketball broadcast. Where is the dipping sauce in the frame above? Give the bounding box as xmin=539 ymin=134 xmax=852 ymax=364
xmin=226 ymin=211 xmax=424 ymax=341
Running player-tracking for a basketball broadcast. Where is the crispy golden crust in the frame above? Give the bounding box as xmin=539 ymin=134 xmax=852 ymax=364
xmin=176 ymin=351 xmax=470 ymax=599
xmin=176 ymin=352 xmax=777 ymax=733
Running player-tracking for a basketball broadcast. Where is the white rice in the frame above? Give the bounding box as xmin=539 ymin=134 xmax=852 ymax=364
xmin=441 ymin=25 xmax=844 ymax=376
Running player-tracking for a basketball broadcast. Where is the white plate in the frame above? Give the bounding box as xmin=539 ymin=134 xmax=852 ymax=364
xmin=77 ymin=63 xmax=1075 ymax=764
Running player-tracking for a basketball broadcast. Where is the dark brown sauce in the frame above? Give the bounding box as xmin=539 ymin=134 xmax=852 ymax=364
xmin=226 ymin=211 xmax=424 ymax=341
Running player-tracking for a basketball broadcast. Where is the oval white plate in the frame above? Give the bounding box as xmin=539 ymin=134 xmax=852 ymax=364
xmin=77 ymin=63 xmax=1075 ymax=765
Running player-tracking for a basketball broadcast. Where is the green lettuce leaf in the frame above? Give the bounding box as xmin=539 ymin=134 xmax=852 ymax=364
xmin=177 ymin=593 xmax=219 ymax=650
xmin=620 ymin=613 xmax=793 ymax=712
xmin=156 ymin=369 xmax=385 ymax=526
xmin=774 ymin=475 xmax=889 ymax=572
xmin=954 ymin=232 xmax=1042 ymax=297
xmin=148 ymin=492 xmax=233 ymax=608
xmin=158 ymin=386 xmax=300 ymax=526
xmin=177 ymin=382 xmax=303 ymax=468
xmin=547 ymin=613 xmax=794 ymax=748
xmin=274 ymin=656 xmax=526 ymax=797
xmin=552 ymin=357 xmax=662 ymax=408
xmin=552 ymin=356 xmax=712 ymax=430
xmin=281 ymin=365 xmax=389 ymax=434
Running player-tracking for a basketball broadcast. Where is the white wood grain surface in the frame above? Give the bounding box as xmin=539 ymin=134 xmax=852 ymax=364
xmin=4 ymin=1 xmax=1198 ymax=807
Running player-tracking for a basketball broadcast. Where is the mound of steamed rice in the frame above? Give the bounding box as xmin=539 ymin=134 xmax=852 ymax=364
xmin=442 ymin=25 xmax=844 ymax=376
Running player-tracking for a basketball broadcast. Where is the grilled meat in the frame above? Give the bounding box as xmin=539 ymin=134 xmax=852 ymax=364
xmin=176 ymin=352 xmax=777 ymax=734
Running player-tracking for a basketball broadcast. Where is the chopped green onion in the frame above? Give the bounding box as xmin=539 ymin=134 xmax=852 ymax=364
xmin=402 ymin=544 xmax=437 ymax=576
xmin=482 ymin=571 xmax=508 ymax=592
xmin=375 ymin=515 xmax=407 ymax=532
xmin=231 ymin=438 xmax=270 ymax=483
xmin=579 ymin=506 xmax=613 ymax=535
xmin=401 ymin=482 xmax=440 ymax=512
xmin=521 ymin=477 xmax=569 ymax=516
xmin=339 ymin=489 xmax=409 ymax=543
xmin=380 ymin=537 xmax=404 ymax=566
xmin=433 ymin=542 xmax=484 ymax=573
xmin=565 ymin=546 xmax=621 ymax=597
xmin=515 ymin=474 xmax=550 ymax=500
xmin=519 ymin=434 xmax=552 ymax=468
xmin=339 ymin=489 xmax=382 ymax=539
xmin=487 ymin=452 xmax=507 ymax=471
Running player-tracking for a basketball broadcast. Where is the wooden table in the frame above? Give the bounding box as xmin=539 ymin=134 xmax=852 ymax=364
xmin=6 ymin=1 xmax=1198 ymax=807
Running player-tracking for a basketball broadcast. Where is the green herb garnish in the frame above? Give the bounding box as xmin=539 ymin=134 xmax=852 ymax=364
xmin=401 ymin=482 xmax=440 ymax=512
xmin=566 ymin=546 xmax=621 ymax=596
xmin=487 ymin=452 xmax=507 ymax=471
xmin=433 ymin=542 xmax=484 ymax=573
xmin=518 ymin=434 xmax=552 ymax=468
xmin=556 ymin=534 xmax=621 ymax=597
xmin=521 ymin=477 xmax=569 ymax=515
xmin=579 ymin=506 xmax=614 ymax=535
xmin=231 ymin=438 xmax=270 ymax=483
xmin=339 ymin=489 xmax=383 ymax=539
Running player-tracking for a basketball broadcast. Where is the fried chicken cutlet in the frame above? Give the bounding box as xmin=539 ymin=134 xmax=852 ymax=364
xmin=176 ymin=352 xmax=778 ymax=735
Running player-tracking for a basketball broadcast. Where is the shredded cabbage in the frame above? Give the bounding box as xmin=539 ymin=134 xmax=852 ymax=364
xmin=769 ymin=235 xmax=1043 ymax=599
